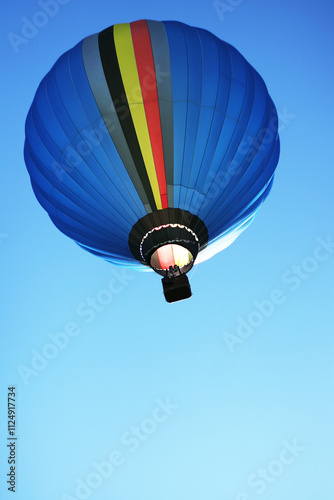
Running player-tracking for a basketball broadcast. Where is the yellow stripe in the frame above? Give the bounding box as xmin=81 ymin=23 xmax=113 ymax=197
xmin=113 ymin=23 xmax=162 ymax=210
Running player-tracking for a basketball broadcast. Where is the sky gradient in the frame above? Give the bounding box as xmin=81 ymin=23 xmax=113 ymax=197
xmin=1 ymin=1 xmax=333 ymax=499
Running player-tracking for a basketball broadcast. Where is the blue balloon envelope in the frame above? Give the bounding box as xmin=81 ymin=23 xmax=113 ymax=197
xmin=24 ymin=20 xmax=280 ymax=302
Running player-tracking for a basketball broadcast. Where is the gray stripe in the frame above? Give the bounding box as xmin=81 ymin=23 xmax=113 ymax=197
xmin=147 ymin=20 xmax=174 ymax=208
xmin=82 ymin=34 xmax=151 ymax=211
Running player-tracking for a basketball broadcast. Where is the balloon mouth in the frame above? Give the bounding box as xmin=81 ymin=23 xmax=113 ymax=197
xmin=140 ymin=222 xmax=200 ymax=275
xmin=128 ymin=208 xmax=209 ymax=302
xmin=128 ymin=208 xmax=209 ymax=267
xmin=150 ymin=243 xmax=194 ymax=277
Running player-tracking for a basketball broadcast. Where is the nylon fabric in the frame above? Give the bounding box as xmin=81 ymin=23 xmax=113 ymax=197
xmin=24 ymin=20 xmax=280 ymax=269
xmin=98 ymin=26 xmax=157 ymax=211
xmin=131 ymin=20 xmax=168 ymax=208
xmin=113 ymin=23 xmax=162 ymax=209
xmin=147 ymin=20 xmax=174 ymax=207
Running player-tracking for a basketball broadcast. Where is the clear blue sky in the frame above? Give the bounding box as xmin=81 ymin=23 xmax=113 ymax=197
xmin=1 ymin=1 xmax=333 ymax=499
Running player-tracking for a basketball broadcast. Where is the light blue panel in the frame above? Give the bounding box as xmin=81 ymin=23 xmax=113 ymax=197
xmin=178 ymin=101 xmax=201 ymax=209
xmin=69 ymin=41 xmax=147 ymax=219
xmin=68 ymin=42 xmax=101 ymax=120
xmin=178 ymin=23 xmax=203 ymax=207
xmin=173 ymin=185 xmax=181 ymax=208
xmin=170 ymin=100 xmax=187 ymax=205
xmin=163 ymin=21 xmax=188 ymax=207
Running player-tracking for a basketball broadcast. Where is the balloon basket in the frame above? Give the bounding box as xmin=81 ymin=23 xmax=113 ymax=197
xmin=161 ymin=274 xmax=192 ymax=303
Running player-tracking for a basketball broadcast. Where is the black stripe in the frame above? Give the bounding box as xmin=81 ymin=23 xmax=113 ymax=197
xmin=98 ymin=26 xmax=157 ymax=211
xmin=128 ymin=208 xmax=209 ymax=264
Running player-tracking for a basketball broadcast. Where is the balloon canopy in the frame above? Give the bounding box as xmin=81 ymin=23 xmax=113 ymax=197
xmin=24 ymin=20 xmax=280 ymax=302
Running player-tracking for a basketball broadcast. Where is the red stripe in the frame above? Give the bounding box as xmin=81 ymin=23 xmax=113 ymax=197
xmin=130 ymin=20 xmax=168 ymax=209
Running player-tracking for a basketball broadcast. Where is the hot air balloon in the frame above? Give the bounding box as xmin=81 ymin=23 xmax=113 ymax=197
xmin=24 ymin=20 xmax=280 ymax=302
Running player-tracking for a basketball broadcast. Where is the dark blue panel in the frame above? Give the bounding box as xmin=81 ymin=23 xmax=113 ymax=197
xmin=30 ymin=179 xmax=57 ymax=217
xmin=229 ymin=45 xmax=248 ymax=84
xmin=207 ymin=174 xmax=275 ymax=240
xmin=204 ymin=139 xmax=278 ymax=236
xmin=34 ymin=76 xmax=74 ymax=155
xmin=50 ymin=214 xmax=133 ymax=259
xmin=183 ymin=27 xmax=221 ymax=210
xmin=26 ymin=138 xmax=135 ymax=232
xmin=25 ymin=110 xmax=60 ymax=184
